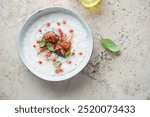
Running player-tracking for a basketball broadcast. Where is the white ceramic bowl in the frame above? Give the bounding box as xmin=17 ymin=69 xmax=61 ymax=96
xmin=18 ymin=7 xmax=93 ymax=81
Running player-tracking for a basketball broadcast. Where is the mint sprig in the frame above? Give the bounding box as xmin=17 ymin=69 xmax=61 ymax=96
xmin=39 ymin=40 xmax=45 ymax=47
xmin=47 ymin=43 xmax=54 ymax=51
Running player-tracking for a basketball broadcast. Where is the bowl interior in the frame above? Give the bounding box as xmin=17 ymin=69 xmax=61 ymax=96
xmin=18 ymin=7 xmax=93 ymax=81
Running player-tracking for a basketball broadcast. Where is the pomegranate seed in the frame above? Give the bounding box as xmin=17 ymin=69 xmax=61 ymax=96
xmin=69 ymin=29 xmax=74 ymax=33
xmin=45 ymin=54 xmax=48 ymax=59
xmin=38 ymin=60 xmax=42 ymax=64
xmin=38 ymin=29 xmax=41 ymax=32
xmin=55 ymin=68 xmax=63 ymax=74
xmin=71 ymin=52 xmax=75 ymax=56
xmin=36 ymin=40 xmax=40 ymax=43
xmin=60 ymin=32 xmax=63 ymax=38
xmin=63 ymin=20 xmax=66 ymax=24
xmin=58 ymin=28 xmax=62 ymax=32
xmin=55 ymin=69 xmax=60 ymax=74
xmin=33 ymin=45 xmax=36 ymax=48
xmin=68 ymin=61 xmax=72 ymax=64
xmin=46 ymin=22 xmax=50 ymax=27
xmin=47 ymin=51 xmax=52 ymax=55
xmin=47 ymin=53 xmax=52 ymax=57
xmin=59 ymin=37 xmax=63 ymax=41
xmin=45 ymin=51 xmax=52 ymax=59
xmin=60 ymin=68 xmax=63 ymax=72
xmin=52 ymin=58 xmax=57 ymax=62
xmin=79 ymin=52 xmax=83 ymax=56
xmin=57 ymin=22 xmax=61 ymax=26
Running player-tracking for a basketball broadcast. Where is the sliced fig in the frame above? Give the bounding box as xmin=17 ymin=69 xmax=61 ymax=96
xmin=54 ymin=45 xmax=65 ymax=57
xmin=42 ymin=31 xmax=59 ymax=44
xmin=60 ymin=39 xmax=71 ymax=51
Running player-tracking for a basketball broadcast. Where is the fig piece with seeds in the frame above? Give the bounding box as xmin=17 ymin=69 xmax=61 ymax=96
xmin=42 ymin=31 xmax=59 ymax=44
xmin=60 ymin=39 xmax=71 ymax=51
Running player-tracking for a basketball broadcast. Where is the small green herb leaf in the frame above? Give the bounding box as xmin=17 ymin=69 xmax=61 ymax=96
xmin=65 ymin=52 xmax=71 ymax=58
xmin=101 ymin=39 xmax=120 ymax=52
xmin=39 ymin=40 xmax=45 ymax=47
xmin=47 ymin=43 xmax=54 ymax=51
xmin=54 ymin=60 xmax=61 ymax=68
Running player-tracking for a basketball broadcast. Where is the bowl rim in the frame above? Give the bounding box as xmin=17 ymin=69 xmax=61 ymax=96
xmin=17 ymin=6 xmax=93 ymax=81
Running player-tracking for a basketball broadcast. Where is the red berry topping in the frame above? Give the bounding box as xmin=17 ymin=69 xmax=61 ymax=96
xmin=36 ymin=40 xmax=40 ymax=43
xmin=79 ymin=52 xmax=83 ymax=56
xmin=45 ymin=51 xmax=52 ymax=59
xmin=63 ymin=20 xmax=66 ymax=24
xmin=46 ymin=22 xmax=50 ymax=27
xmin=45 ymin=54 xmax=48 ymax=59
xmin=52 ymin=58 xmax=57 ymax=62
xmin=55 ymin=68 xmax=63 ymax=74
xmin=71 ymin=52 xmax=75 ymax=56
xmin=57 ymin=22 xmax=61 ymax=26
xmin=58 ymin=28 xmax=62 ymax=32
xmin=69 ymin=29 xmax=74 ymax=33
xmin=38 ymin=60 xmax=42 ymax=64
xmin=33 ymin=44 xmax=36 ymax=48
xmin=55 ymin=69 xmax=60 ymax=74
xmin=38 ymin=29 xmax=42 ymax=33
xmin=60 ymin=68 xmax=63 ymax=72
xmin=68 ymin=61 xmax=72 ymax=64
xmin=60 ymin=32 xmax=63 ymax=38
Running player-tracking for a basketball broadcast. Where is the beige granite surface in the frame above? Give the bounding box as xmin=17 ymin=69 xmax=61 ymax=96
xmin=0 ymin=0 xmax=150 ymax=99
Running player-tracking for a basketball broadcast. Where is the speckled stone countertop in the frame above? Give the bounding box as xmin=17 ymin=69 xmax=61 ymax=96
xmin=0 ymin=0 xmax=150 ymax=99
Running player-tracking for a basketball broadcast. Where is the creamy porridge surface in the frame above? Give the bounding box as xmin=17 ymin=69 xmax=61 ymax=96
xmin=23 ymin=12 xmax=89 ymax=77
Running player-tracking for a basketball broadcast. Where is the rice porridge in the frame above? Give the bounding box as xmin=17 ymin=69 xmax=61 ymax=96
xmin=23 ymin=12 xmax=89 ymax=78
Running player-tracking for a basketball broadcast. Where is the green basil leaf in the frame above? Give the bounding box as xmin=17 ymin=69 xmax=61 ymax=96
xmin=101 ymin=39 xmax=120 ymax=52
xmin=47 ymin=43 xmax=54 ymax=51
xmin=39 ymin=40 xmax=45 ymax=47
xmin=53 ymin=60 xmax=61 ymax=68
xmin=65 ymin=52 xmax=71 ymax=58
